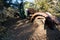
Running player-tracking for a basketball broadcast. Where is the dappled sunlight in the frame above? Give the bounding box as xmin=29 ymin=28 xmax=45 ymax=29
xmin=0 ymin=16 xmax=60 ymax=40
xmin=28 ymin=16 xmax=47 ymax=40
xmin=0 ymin=0 xmax=60 ymax=40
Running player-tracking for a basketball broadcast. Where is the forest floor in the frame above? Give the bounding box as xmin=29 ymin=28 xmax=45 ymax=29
xmin=0 ymin=17 xmax=60 ymax=40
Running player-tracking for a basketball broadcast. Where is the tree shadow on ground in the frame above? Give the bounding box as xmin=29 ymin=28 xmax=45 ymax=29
xmin=0 ymin=18 xmax=38 ymax=40
xmin=0 ymin=17 xmax=60 ymax=40
xmin=0 ymin=18 xmax=20 ymax=40
xmin=45 ymin=24 xmax=60 ymax=40
xmin=44 ymin=17 xmax=60 ymax=40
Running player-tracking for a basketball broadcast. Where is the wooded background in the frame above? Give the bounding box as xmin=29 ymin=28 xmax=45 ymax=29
xmin=0 ymin=0 xmax=60 ymax=18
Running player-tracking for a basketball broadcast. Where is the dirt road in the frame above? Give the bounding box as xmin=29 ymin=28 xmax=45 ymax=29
xmin=0 ymin=18 xmax=60 ymax=40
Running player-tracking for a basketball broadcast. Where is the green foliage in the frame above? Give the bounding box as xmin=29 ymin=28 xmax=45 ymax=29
xmin=34 ymin=0 xmax=60 ymax=13
xmin=34 ymin=0 xmax=49 ymax=12
xmin=24 ymin=1 xmax=34 ymax=9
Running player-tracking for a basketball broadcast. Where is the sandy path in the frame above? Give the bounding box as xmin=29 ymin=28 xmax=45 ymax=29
xmin=0 ymin=18 xmax=60 ymax=40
